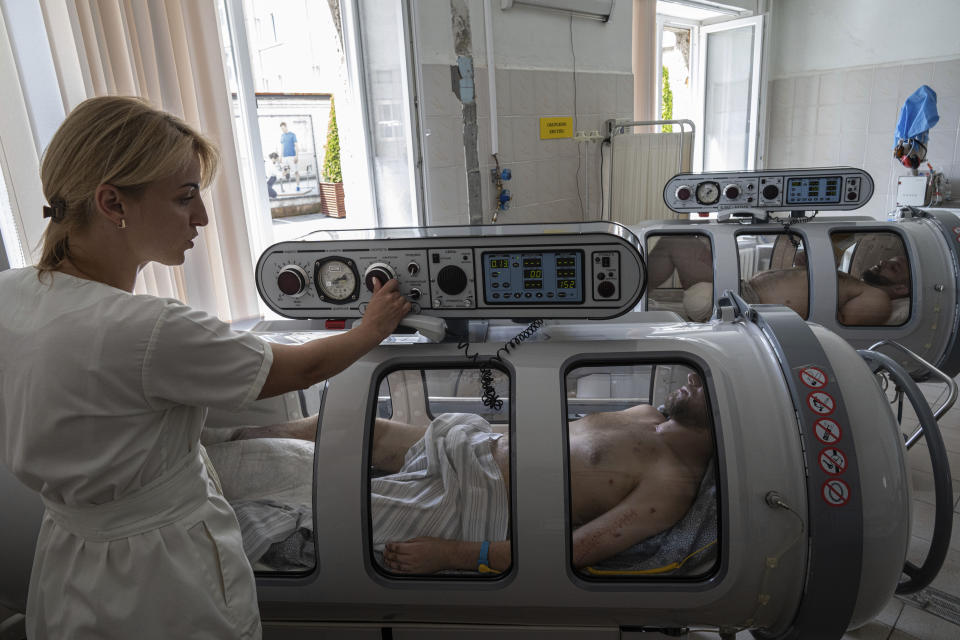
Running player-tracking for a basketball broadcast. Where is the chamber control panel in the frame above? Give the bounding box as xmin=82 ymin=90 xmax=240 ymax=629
xmin=663 ymin=167 xmax=874 ymax=213
xmin=255 ymin=223 xmax=646 ymax=320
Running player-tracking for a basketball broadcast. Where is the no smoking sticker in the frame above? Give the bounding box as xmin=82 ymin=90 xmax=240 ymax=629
xmin=799 ymin=366 xmax=828 ymax=389
xmin=814 ymin=418 xmax=843 ymax=444
xmin=822 ymin=479 xmax=851 ymax=506
xmin=806 ymin=391 xmax=835 ymax=415
xmin=818 ymin=447 xmax=847 ymax=475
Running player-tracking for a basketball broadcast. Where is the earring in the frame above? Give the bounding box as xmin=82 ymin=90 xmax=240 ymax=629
xmin=118 ymin=219 xmax=127 ymax=229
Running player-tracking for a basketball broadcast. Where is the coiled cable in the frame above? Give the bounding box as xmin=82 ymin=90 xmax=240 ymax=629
xmin=456 ymin=318 xmax=545 ymax=412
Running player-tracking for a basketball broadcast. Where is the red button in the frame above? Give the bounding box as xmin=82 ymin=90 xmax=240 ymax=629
xmin=325 ymin=319 xmax=346 ymax=330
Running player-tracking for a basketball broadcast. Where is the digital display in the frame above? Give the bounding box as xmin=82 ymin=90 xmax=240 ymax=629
xmin=785 ymin=176 xmax=842 ymax=205
xmin=482 ymin=250 xmax=583 ymax=304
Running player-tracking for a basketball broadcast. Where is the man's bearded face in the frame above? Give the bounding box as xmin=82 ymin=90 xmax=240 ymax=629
xmin=664 ymin=373 xmax=710 ymax=429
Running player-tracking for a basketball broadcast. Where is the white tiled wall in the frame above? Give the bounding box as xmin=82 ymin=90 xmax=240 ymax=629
xmin=765 ymin=57 xmax=960 ymax=220
xmin=421 ymin=63 xmax=633 ymax=225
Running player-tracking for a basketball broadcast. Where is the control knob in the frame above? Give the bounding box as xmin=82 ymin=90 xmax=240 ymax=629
xmin=762 ymin=184 xmax=780 ymax=200
xmin=276 ymin=265 xmax=308 ymax=297
xmin=675 ymin=185 xmax=692 ymax=201
xmin=364 ymin=262 xmax=397 ymax=292
xmin=597 ymin=280 xmax=616 ymax=298
xmin=407 ymin=261 xmax=420 ymax=276
xmin=436 ymin=265 xmax=468 ymax=295
xmin=723 ymin=184 xmax=740 ymax=200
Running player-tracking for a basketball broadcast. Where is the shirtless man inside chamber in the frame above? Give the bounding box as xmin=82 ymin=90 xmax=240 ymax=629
xmin=647 ymin=234 xmax=910 ymax=325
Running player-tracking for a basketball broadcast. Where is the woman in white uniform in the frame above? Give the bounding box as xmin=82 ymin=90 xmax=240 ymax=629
xmin=0 ymin=96 xmax=410 ymax=639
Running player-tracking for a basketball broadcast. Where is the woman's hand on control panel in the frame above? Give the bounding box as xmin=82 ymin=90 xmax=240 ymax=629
xmin=363 ymin=277 xmax=412 ymax=342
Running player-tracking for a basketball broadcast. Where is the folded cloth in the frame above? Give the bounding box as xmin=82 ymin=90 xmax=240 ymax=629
xmin=371 ymin=413 xmax=509 ymax=553
xmin=682 ymin=282 xmax=714 ymax=322
xmin=232 ymin=498 xmax=313 ymax=565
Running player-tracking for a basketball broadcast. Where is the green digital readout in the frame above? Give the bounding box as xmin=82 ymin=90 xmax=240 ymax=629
xmin=523 ymin=257 xmax=542 ymax=267
xmin=557 ymin=268 xmax=576 ymax=278
xmin=523 ymin=269 xmax=543 ymax=279
xmin=557 ymin=279 xmax=576 ymax=289
xmin=489 ymin=258 xmax=509 ymax=269
xmin=524 ymin=280 xmax=543 ymax=289
xmin=556 ymin=257 xmax=576 ymax=267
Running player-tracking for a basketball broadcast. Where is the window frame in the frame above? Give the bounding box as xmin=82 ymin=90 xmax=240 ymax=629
xmin=562 ymin=354 xmax=722 ymax=584
xmin=365 ymin=360 xmax=515 ymax=582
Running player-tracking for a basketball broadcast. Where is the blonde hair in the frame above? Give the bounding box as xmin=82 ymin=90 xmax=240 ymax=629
xmin=37 ymin=96 xmax=219 ymax=275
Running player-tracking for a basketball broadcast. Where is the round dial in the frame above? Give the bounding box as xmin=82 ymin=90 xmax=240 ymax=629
xmin=276 ymin=265 xmax=308 ymax=297
xmin=695 ymin=181 xmax=720 ymax=205
xmin=316 ymin=258 xmax=359 ymax=303
xmin=364 ymin=263 xmax=397 ymax=292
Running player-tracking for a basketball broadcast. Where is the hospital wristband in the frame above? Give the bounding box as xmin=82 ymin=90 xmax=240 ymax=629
xmin=477 ymin=540 xmax=499 ymax=574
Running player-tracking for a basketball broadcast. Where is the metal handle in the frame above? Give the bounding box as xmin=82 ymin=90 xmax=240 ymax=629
xmin=859 ymin=349 xmax=954 ymax=595
xmin=867 ymin=339 xmax=958 ymax=448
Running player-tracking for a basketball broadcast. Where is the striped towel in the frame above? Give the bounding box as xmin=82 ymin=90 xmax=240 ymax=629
xmin=371 ymin=413 xmax=509 ymax=551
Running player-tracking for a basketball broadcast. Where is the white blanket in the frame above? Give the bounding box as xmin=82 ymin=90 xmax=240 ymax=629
xmin=204 ymin=437 xmax=314 ymax=510
xmin=371 ymin=413 xmax=509 ymax=551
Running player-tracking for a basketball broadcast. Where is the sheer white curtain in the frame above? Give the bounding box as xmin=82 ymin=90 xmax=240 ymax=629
xmin=23 ymin=0 xmax=259 ymax=321
xmin=632 ymin=0 xmax=657 ymax=123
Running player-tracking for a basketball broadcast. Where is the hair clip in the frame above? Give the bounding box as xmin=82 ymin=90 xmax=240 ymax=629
xmin=42 ymin=197 xmax=67 ymax=223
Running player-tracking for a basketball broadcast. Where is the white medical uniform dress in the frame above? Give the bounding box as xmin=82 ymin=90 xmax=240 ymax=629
xmin=0 ymin=268 xmax=273 ymax=639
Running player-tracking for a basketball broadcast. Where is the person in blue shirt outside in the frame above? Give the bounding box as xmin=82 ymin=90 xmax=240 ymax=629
xmin=279 ymin=122 xmax=300 ymax=192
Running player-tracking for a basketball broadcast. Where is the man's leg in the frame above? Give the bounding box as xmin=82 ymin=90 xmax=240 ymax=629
xmin=230 ymin=414 xmax=319 ymax=442
xmin=371 ymin=418 xmax=429 ymax=473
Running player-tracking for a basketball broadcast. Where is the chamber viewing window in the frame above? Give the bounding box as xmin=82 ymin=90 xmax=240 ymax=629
xmin=565 ymin=362 xmax=718 ymax=580
xmin=645 ymin=234 xmax=714 ymax=321
xmin=832 ymin=231 xmax=911 ymax=327
xmin=736 ymin=232 xmax=809 ymax=319
xmin=368 ymin=366 xmax=511 ymax=578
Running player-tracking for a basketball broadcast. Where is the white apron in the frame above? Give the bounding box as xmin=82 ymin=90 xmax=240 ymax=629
xmin=27 ymin=450 xmax=262 ymax=639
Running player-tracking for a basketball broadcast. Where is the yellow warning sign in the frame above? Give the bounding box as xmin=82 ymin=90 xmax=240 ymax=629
xmin=539 ymin=117 xmax=573 ymax=139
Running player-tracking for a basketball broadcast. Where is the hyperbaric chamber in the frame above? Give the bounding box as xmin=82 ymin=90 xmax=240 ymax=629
xmin=0 ymin=223 xmax=951 ymax=640
xmin=638 ymin=167 xmax=960 ymax=378
xmin=236 ymin=305 xmax=952 ymax=638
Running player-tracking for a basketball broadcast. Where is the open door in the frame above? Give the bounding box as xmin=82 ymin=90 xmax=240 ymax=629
xmin=696 ymin=15 xmax=763 ymax=172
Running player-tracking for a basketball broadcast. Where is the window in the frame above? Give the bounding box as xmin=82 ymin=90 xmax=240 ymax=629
xmin=368 ymin=365 xmax=511 ymax=578
xmin=655 ymin=2 xmax=762 ymax=171
xmin=832 ymin=231 xmax=911 ymax=326
xmin=565 ymin=362 xmax=718 ymax=579
xmin=217 ymin=0 xmax=421 ymax=268
xmin=645 ymin=233 xmax=714 ymax=321
xmin=736 ymin=232 xmax=809 ymax=319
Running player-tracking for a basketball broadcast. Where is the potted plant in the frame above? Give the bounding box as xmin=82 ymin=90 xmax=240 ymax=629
xmin=319 ymin=97 xmax=346 ymax=218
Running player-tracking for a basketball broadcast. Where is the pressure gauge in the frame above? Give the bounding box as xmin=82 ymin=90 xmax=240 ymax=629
xmin=695 ymin=181 xmax=721 ymax=205
xmin=315 ymin=257 xmax=360 ymax=303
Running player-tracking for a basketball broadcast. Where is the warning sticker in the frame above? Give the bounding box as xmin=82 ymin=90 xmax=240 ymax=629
xmin=814 ymin=418 xmax=843 ymax=444
xmin=822 ymin=479 xmax=851 ymax=506
xmin=818 ymin=447 xmax=848 ymax=475
xmin=798 ymin=366 xmax=828 ymax=389
xmin=806 ymin=391 xmax=836 ymax=415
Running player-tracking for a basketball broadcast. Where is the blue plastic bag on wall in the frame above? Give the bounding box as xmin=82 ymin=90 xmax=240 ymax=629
xmin=894 ymin=85 xmax=939 ymax=147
